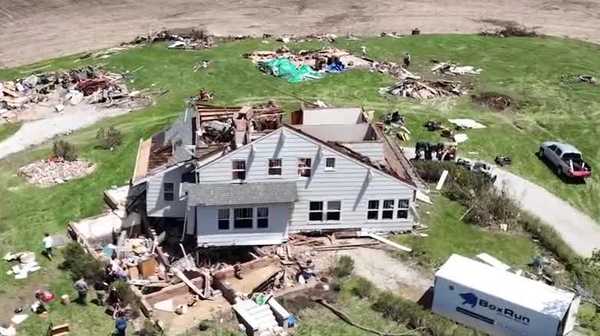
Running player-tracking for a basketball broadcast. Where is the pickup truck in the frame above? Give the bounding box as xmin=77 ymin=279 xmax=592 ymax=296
xmin=537 ymin=141 xmax=592 ymax=179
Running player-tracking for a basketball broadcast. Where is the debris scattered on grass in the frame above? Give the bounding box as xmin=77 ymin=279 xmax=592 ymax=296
xmin=471 ymin=92 xmax=514 ymax=111
xmin=480 ymin=22 xmax=538 ymax=37
xmin=0 ymin=66 xmax=146 ymax=122
xmin=3 ymin=251 xmax=40 ymax=280
xmin=560 ymin=73 xmax=598 ymax=85
xmin=246 ymin=48 xmax=371 ymax=83
xmin=370 ymin=61 xmax=420 ymax=80
xmin=379 ymin=79 xmax=464 ymax=99
xmin=133 ymin=29 xmax=215 ymax=50
xmin=431 ymin=62 xmax=482 ymax=75
xmin=447 ymin=118 xmax=487 ymax=129
xmin=18 ymin=158 xmax=96 ymax=186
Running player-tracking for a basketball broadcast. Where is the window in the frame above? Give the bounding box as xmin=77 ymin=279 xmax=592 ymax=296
xmin=367 ymin=200 xmax=379 ymax=220
xmin=397 ymin=199 xmax=410 ymax=219
xmin=325 ymin=158 xmax=336 ymax=170
xmin=218 ymin=209 xmax=230 ymax=230
xmin=181 ymin=172 xmax=196 ymax=183
xmin=309 ymin=201 xmax=323 ymax=221
xmin=163 ymin=183 xmax=174 ymax=201
xmin=326 ymin=201 xmax=341 ymax=221
xmin=382 ymin=200 xmax=394 ymax=219
xmin=232 ymin=160 xmax=246 ymax=181
xmin=257 ymin=207 xmax=269 ymax=228
xmin=298 ymin=158 xmax=312 ymax=177
xmin=268 ymin=159 xmax=282 ymax=176
xmin=555 ymin=148 xmax=563 ymax=156
xmin=234 ymin=208 xmax=253 ymax=229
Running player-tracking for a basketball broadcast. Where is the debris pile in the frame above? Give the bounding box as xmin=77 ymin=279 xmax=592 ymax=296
xmin=245 ymin=48 xmax=371 ymax=83
xmin=560 ymin=73 xmax=598 ymax=85
xmin=379 ymin=78 xmax=464 ymax=99
xmin=133 ymin=29 xmax=215 ymax=50
xmin=0 ymin=67 xmax=142 ymax=121
xmin=369 ymin=61 xmax=419 ymax=79
xmin=3 ymin=251 xmax=40 ymax=280
xmin=382 ymin=111 xmax=411 ymax=141
xmin=481 ymin=23 xmax=537 ymax=38
xmin=432 ymin=62 xmax=482 ymax=75
xmin=471 ymin=92 xmax=514 ymax=111
xmin=18 ymin=158 xmax=96 ymax=186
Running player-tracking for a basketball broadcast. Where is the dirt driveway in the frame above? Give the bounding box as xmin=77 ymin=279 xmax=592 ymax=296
xmin=1 ymin=0 xmax=600 ymax=68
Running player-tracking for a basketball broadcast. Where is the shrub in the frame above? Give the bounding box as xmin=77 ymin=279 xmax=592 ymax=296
xmin=372 ymin=291 xmax=479 ymax=336
xmin=60 ymin=242 xmax=104 ymax=282
xmin=348 ymin=276 xmax=375 ymax=299
xmin=333 ymin=255 xmax=354 ymax=278
xmin=96 ymin=126 xmax=123 ymax=150
xmin=138 ymin=319 xmax=163 ymax=336
xmin=53 ymin=140 xmax=78 ymax=161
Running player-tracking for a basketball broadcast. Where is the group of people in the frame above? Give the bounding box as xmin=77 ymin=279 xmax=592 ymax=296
xmin=40 ymin=233 xmax=129 ymax=335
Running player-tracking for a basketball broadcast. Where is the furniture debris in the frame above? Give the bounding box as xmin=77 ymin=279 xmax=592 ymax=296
xmin=379 ymin=78 xmax=465 ymax=99
xmin=46 ymin=323 xmax=70 ymax=336
xmin=432 ymin=62 xmax=482 ymax=75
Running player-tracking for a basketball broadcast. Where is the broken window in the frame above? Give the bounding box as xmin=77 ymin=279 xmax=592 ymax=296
xmin=309 ymin=201 xmax=323 ymax=221
xmin=367 ymin=200 xmax=379 ymax=220
xmin=268 ymin=158 xmax=282 ymax=176
xmin=232 ymin=160 xmax=246 ymax=181
xmin=397 ymin=199 xmax=410 ymax=219
xmin=326 ymin=201 xmax=341 ymax=221
xmin=218 ymin=208 xmax=230 ymax=230
xmin=163 ymin=183 xmax=174 ymax=201
xmin=382 ymin=199 xmax=395 ymax=219
xmin=234 ymin=208 xmax=253 ymax=229
xmin=298 ymin=158 xmax=312 ymax=177
xmin=325 ymin=157 xmax=336 ymax=170
xmin=257 ymin=207 xmax=269 ymax=228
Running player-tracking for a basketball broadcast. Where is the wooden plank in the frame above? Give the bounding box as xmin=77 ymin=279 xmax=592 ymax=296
xmin=174 ymin=269 xmax=208 ymax=299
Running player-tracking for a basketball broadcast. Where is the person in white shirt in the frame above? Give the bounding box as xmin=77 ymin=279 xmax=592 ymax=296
xmin=42 ymin=233 xmax=53 ymax=260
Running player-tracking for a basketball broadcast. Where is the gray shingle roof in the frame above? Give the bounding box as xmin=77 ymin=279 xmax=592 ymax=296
xmin=183 ymin=182 xmax=297 ymax=206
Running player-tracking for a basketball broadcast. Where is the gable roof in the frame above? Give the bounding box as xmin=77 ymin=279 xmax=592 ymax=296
xmin=197 ymin=124 xmax=416 ymax=189
xmin=183 ymin=181 xmax=297 ymax=206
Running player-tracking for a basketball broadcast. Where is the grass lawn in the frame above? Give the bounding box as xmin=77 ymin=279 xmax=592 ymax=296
xmin=394 ymin=195 xmax=539 ymax=269
xmin=0 ymin=35 xmax=598 ymax=334
xmin=0 ymin=122 xmax=21 ymax=142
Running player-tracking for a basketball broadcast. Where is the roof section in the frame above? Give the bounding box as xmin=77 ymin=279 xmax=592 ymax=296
xmin=436 ymin=254 xmax=575 ymax=319
xmin=284 ymin=124 xmax=415 ymax=187
xmin=300 ymin=107 xmax=364 ymax=125
xmin=292 ymin=124 xmax=379 ymax=142
xmin=184 ymin=182 xmax=297 ymax=206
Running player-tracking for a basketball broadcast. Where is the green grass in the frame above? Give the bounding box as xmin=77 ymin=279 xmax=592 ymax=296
xmin=395 ymin=195 xmax=538 ymax=268
xmin=0 ymin=35 xmax=599 ymax=334
xmin=0 ymin=122 xmax=21 ymax=142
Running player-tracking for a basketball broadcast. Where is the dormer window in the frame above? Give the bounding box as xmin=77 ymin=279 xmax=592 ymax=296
xmin=232 ymin=160 xmax=246 ymax=181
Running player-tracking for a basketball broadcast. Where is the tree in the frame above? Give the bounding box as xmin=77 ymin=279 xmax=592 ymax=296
xmin=96 ymin=126 xmax=123 ymax=150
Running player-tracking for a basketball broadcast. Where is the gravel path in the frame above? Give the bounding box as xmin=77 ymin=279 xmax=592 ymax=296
xmin=0 ymin=105 xmax=132 ymax=160
xmin=494 ymin=169 xmax=600 ymax=257
xmin=338 ymin=247 xmax=432 ymax=301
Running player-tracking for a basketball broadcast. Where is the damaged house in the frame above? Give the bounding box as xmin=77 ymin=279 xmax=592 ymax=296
xmin=131 ymin=101 xmax=418 ymax=248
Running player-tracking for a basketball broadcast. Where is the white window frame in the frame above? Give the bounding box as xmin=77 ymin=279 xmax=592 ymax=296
xmin=268 ymin=158 xmax=282 ymax=176
xmin=257 ymin=207 xmax=269 ymax=228
xmin=217 ymin=208 xmax=230 ymax=230
xmin=397 ymin=199 xmax=410 ymax=219
xmin=326 ymin=201 xmax=341 ymax=221
xmin=232 ymin=160 xmax=246 ymax=181
xmin=382 ymin=199 xmax=395 ymax=220
xmin=233 ymin=207 xmax=253 ymax=229
xmin=163 ymin=182 xmax=175 ymax=201
xmin=367 ymin=200 xmax=379 ymax=220
xmin=325 ymin=157 xmax=336 ymax=171
xmin=308 ymin=201 xmax=324 ymax=222
xmin=298 ymin=158 xmax=312 ymax=178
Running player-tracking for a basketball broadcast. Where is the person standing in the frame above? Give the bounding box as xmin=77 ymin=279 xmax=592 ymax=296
xmin=42 ymin=233 xmax=53 ymax=260
xmin=403 ymin=52 xmax=411 ymax=68
xmin=115 ymin=311 xmax=128 ymax=336
xmin=73 ymin=278 xmax=89 ymax=304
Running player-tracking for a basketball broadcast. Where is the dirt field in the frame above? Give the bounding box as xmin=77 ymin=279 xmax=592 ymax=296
xmin=1 ymin=0 xmax=600 ymax=68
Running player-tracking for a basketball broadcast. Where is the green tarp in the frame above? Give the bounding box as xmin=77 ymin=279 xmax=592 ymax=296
xmin=260 ymin=58 xmax=323 ymax=83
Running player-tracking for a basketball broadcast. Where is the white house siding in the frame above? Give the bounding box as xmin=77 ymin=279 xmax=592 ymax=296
xmin=340 ymin=142 xmax=385 ymax=162
xmin=193 ymin=203 xmax=291 ymax=246
xmin=146 ymin=165 xmax=190 ymax=217
xmin=196 ymin=128 xmax=415 ymax=233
